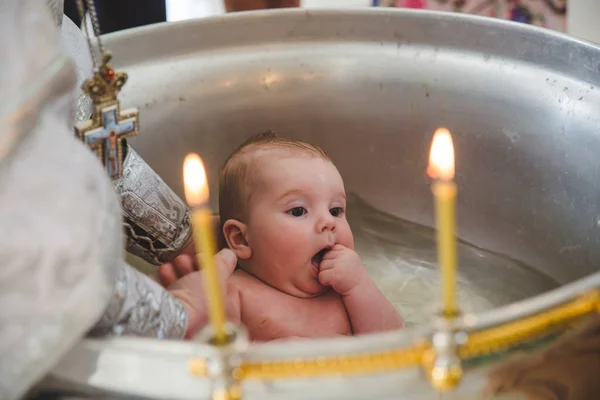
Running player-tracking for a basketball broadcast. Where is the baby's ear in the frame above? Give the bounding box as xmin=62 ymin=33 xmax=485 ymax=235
xmin=222 ymin=219 xmax=251 ymax=260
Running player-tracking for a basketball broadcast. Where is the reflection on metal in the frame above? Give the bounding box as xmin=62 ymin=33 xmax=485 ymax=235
xmin=460 ymin=291 xmax=599 ymax=361
xmin=44 ymin=8 xmax=600 ymax=400
xmin=185 ymin=290 xmax=598 ymax=381
xmin=422 ymin=317 xmax=464 ymax=391
xmin=193 ymin=323 xmax=248 ymax=400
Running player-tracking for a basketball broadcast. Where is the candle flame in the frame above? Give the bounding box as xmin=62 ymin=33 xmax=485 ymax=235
xmin=428 ymin=128 xmax=455 ymax=180
xmin=183 ymin=153 xmax=209 ymax=207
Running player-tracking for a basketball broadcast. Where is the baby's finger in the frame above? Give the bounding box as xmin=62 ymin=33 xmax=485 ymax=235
xmin=319 ymin=259 xmax=334 ymax=272
xmin=318 ymin=269 xmax=334 ymax=287
xmin=158 ymin=262 xmax=179 ymax=287
xmin=174 ymin=254 xmax=196 ymax=276
xmin=322 ymin=248 xmax=342 ymax=260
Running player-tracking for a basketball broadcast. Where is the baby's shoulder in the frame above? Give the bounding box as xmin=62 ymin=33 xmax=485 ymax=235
xmin=229 ymin=268 xmax=263 ymax=291
xmin=229 ymin=269 xmax=285 ymax=305
xmin=230 ymin=268 xmax=250 ymax=282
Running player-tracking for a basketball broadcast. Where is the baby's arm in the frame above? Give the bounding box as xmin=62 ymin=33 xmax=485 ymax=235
xmin=318 ymin=244 xmax=404 ymax=335
xmin=342 ymin=278 xmax=404 ymax=335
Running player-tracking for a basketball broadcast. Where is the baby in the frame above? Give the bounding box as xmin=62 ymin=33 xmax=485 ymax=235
xmin=162 ymin=132 xmax=403 ymax=341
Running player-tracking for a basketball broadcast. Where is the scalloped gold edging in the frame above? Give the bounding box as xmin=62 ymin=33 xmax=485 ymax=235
xmin=239 ymin=344 xmax=426 ymax=379
xmin=459 ymin=291 xmax=599 ymax=360
xmin=189 ymin=290 xmax=599 ymax=380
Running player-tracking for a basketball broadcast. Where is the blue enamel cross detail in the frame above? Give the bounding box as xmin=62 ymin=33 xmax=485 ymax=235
xmin=76 ymin=101 xmax=139 ymax=180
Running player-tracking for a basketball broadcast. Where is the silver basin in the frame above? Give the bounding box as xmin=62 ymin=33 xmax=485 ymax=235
xmin=47 ymin=8 xmax=600 ymax=399
xmin=107 ymin=8 xmax=600 ymax=287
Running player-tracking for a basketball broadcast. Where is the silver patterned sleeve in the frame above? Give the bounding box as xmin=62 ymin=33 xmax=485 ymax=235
xmin=90 ymin=260 xmax=188 ymax=339
xmin=114 ymin=146 xmax=194 ymax=266
xmin=90 ymin=146 xmax=192 ymax=339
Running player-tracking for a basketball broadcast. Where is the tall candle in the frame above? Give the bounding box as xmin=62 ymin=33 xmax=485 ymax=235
xmin=427 ymin=128 xmax=458 ymax=317
xmin=183 ymin=153 xmax=228 ymax=343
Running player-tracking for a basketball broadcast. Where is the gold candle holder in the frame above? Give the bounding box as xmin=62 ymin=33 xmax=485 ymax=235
xmin=427 ymin=128 xmax=458 ymax=318
xmin=183 ymin=153 xmax=228 ymax=344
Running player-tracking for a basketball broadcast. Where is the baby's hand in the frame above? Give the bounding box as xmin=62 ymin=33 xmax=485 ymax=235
xmin=318 ymin=244 xmax=367 ymax=296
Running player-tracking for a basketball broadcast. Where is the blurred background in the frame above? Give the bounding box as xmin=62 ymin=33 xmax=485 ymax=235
xmin=62 ymin=1 xmax=598 ymax=45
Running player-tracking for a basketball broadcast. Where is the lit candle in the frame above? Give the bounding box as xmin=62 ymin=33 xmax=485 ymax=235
xmin=183 ymin=153 xmax=228 ymax=343
xmin=427 ymin=128 xmax=458 ymax=317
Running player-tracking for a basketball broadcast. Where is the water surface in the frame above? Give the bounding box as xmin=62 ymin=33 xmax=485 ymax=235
xmin=348 ymin=193 xmax=559 ymax=327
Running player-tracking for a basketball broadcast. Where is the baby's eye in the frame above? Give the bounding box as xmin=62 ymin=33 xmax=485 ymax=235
xmin=287 ymin=207 xmax=307 ymax=217
xmin=330 ymin=207 xmax=344 ymax=217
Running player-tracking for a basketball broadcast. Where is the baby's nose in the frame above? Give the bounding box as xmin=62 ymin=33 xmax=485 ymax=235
xmin=316 ymin=212 xmax=336 ymax=233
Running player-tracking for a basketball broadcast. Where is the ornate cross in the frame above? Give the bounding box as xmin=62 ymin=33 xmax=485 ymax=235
xmin=75 ymin=52 xmax=139 ymax=180
xmin=76 ymin=101 xmax=139 ymax=179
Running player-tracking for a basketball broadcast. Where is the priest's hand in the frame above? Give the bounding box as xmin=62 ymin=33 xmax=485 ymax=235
xmin=165 ymin=249 xmax=239 ymax=339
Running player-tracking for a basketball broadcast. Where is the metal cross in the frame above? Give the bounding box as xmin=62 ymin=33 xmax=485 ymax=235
xmin=75 ymin=100 xmax=139 ymax=179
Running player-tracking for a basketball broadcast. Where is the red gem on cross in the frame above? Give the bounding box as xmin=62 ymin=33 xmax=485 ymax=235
xmin=104 ymin=68 xmax=115 ymax=81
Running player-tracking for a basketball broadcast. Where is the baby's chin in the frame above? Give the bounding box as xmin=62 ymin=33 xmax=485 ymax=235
xmin=289 ymin=279 xmax=329 ymax=299
xmin=265 ymin=277 xmax=327 ymax=299
xmin=249 ymin=267 xmax=328 ymax=298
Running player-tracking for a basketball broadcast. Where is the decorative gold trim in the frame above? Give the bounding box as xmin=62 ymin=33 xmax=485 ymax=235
xmin=74 ymin=99 xmax=140 ymax=180
xmin=73 ymin=52 xmax=139 ymax=180
xmin=189 ymin=344 xmax=426 ymax=380
xmin=239 ymin=345 xmax=426 ymax=379
xmin=188 ymin=290 xmax=599 ymax=380
xmin=460 ymin=291 xmax=600 ymax=359
xmin=81 ymin=52 xmax=128 ymax=106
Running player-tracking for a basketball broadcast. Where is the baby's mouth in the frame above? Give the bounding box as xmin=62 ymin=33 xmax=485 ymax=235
xmin=311 ymin=247 xmax=330 ymax=270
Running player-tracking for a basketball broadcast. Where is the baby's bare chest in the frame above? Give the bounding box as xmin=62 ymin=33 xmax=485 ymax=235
xmin=238 ymin=286 xmax=352 ymax=342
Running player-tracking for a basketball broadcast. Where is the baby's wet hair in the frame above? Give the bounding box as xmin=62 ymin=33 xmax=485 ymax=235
xmin=219 ymin=131 xmax=330 ymax=223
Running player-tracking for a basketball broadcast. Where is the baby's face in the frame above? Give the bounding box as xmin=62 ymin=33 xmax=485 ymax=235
xmin=244 ymin=154 xmax=354 ymax=298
